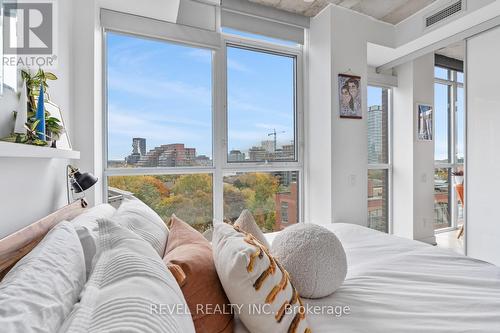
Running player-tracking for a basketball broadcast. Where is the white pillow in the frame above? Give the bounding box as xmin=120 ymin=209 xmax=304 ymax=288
xmin=59 ymin=219 xmax=195 ymax=333
xmin=72 ymin=204 xmax=116 ymax=277
xmin=271 ymin=223 xmax=347 ymax=299
xmin=0 ymin=222 xmax=86 ymax=333
xmin=212 ymin=223 xmax=311 ymax=333
xmin=234 ymin=209 xmax=271 ymax=249
xmin=114 ymin=197 xmax=169 ymax=256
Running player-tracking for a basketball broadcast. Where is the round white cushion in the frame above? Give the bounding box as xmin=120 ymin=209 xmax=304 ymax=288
xmin=271 ymin=224 xmax=347 ymax=299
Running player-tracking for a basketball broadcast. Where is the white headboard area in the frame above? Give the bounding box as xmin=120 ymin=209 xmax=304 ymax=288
xmin=0 ymin=158 xmax=70 ymax=239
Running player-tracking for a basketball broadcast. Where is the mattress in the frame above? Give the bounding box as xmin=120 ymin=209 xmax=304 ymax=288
xmin=235 ymin=223 xmax=500 ymax=332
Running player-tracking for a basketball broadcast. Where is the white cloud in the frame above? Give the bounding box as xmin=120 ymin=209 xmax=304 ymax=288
xmin=186 ymin=49 xmax=212 ymax=64
xmin=254 ymin=123 xmax=290 ymax=132
xmin=227 ymin=59 xmax=251 ymax=73
xmin=109 ymin=111 xmax=201 ymax=141
xmin=108 ymin=69 xmax=211 ymax=104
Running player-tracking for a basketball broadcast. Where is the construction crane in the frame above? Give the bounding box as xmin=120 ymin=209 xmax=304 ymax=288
xmin=268 ymin=129 xmax=285 ymax=152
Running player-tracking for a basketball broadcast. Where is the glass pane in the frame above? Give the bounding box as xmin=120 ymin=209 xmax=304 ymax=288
xmin=434 ymin=168 xmax=451 ymax=230
xmin=106 ymin=32 xmax=212 ymax=168
xmin=227 ymin=46 xmax=295 ymax=163
xmin=434 ymin=66 xmax=448 ymax=80
xmin=223 ymin=171 xmax=299 ymax=232
xmin=456 ymin=87 xmax=465 ymax=162
xmin=367 ymin=86 xmax=389 ymax=164
xmin=434 ymin=83 xmax=450 ymax=163
xmin=108 ymin=174 xmax=213 ymax=233
xmin=368 ymin=169 xmax=389 ymax=233
xmin=456 ymin=71 xmax=464 ymax=83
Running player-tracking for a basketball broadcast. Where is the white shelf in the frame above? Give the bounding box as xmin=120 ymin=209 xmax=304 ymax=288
xmin=0 ymin=141 xmax=80 ymax=159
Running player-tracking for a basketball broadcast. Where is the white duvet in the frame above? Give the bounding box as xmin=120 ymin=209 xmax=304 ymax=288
xmin=235 ymin=223 xmax=500 ymax=333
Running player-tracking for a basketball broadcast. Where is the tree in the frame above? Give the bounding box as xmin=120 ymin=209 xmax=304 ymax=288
xmin=223 ymin=183 xmax=247 ymax=221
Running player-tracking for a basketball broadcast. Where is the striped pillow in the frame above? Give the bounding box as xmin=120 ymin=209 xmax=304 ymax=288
xmin=113 ymin=197 xmax=169 ymax=257
xmin=212 ymin=223 xmax=311 ymax=333
xmin=59 ymin=219 xmax=194 ymax=333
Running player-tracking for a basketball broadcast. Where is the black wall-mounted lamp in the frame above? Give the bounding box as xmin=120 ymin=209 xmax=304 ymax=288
xmin=67 ymin=165 xmax=98 ymax=207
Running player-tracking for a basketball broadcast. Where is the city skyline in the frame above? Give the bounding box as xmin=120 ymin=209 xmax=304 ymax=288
xmin=111 ymin=137 xmax=296 ymax=166
xmin=107 ymin=32 xmax=295 ymax=162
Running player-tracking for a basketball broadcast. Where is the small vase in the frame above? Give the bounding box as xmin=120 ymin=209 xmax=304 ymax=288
xmin=35 ymin=84 xmax=45 ymax=140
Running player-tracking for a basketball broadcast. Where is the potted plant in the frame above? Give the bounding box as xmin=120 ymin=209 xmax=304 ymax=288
xmin=452 ymin=170 xmax=464 ymax=185
xmin=21 ymin=69 xmax=64 ymax=147
xmin=46 ymin=116 xmax=64 ymax=148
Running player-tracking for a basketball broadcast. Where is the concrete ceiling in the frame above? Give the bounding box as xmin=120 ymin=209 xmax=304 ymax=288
xmin=435 ymin=41 xmax=465 ymax=61
xmin=248 ymin=0 xmax=438 ymax=24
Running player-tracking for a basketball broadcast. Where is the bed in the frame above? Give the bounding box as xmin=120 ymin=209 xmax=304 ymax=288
xmin=236 ymin=223 xmax=500 ymax=333
xmin=2 ymin=204 xmax=500 ymax=332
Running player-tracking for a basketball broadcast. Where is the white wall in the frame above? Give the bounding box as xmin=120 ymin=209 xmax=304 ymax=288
xmin=307 ymin=8 xmax=332 ymax=224
xmin=466 ymin=26 xmax=500 ymax=265
xmin=308 ymin=5 xmax=393 ymax=226
xmin=393 ymin=54 xmax=436 ymax=244
xmin=0 ymin=0 xmax=75 ymax=238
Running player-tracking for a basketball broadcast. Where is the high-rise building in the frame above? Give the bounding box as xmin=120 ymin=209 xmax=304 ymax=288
xmin=228 ymin=150 xmax=246 ymax=162
xmin=248 ymin=146 xmax=267 ymax=161
xmin=133 ymin=138 xmax=146 ymax=155
xmin=368 ymin=105 xmax=383 ymax=164
xmin=126 ymin=138 xmax=147 ymax=165
xmin=137 ymin=143 xmax=197 ymax=167
xmin=261 ymin=140 xmax=275 ymax=153
xmin=195 ymin=155 xmax=212 ymax=166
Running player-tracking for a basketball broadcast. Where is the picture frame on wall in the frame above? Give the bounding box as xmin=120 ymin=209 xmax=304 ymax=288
xmin=338 ymin=73 xmax=362 ymax=119
xmin=417 ymin=103 xmax=433 ymax=141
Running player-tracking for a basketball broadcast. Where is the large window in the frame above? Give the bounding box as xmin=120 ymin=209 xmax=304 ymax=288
xmin=367 ymin=86 xmax=391 ymax=233
xmin=227 ymin=46 xmax=296 ymax=163
xmin=106 ymin=33 xmax=212 ymax=169
xmin=433 ymin=66 xmax=464 ymax=230
xmin=104 ymin=31 xmax=302 ymax=233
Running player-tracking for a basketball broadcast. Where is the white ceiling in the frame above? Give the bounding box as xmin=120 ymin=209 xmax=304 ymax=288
xmin=435 ymin=41 xmax=465 ymax=61
xmin=248 ymin=0 xmax=438 ymax=24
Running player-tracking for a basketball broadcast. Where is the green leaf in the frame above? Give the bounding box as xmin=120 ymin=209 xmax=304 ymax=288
xmin=44 ymin=72 xmax=58 ymax=80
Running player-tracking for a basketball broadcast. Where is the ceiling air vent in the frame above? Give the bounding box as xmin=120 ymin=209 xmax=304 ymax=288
xmin=425 ymin=0 xmax=464 ymax=28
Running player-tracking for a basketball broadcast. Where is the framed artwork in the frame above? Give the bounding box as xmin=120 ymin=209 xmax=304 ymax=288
xmin=338 ymin=74 xmax=362 ymax=119
xmin=417 ymin=103 xmax=433 ymax=141
xmin=45 ymin=100 xmax=72 ymax=149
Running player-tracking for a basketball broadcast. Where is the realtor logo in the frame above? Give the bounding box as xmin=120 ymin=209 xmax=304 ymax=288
xmin=3 ymin=2 xmax=53 ymax=54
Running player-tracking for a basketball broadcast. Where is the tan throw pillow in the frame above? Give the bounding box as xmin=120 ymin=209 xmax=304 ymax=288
xmin=212 ymin=223 xmax=311 ymax=333
xmin=164 ymin=215 xmax=233 ymax=333
xmin=234 ymin=209 xmax=271 ymax=249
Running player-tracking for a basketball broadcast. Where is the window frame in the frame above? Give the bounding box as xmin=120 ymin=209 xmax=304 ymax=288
xmin=434 ymin=66 xmax=464 ymax=232
xmin=367 ymin=85 xmax=393 ymax=234
xmin=102 ymin=27 xmax=304 ymax=228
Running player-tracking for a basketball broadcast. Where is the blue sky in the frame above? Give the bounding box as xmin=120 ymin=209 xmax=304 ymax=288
xmin=107 ymin=32 xmax=463 ymax=163
xmin=107 ymin=32 xmax=294 ymax=161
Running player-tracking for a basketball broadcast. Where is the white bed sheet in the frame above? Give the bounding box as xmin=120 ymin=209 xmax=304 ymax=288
xmin=235 ymin=223 xmax=500 ymax=333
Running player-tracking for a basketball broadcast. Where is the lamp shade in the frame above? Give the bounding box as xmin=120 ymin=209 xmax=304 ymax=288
xmin=71 ymin=171 xmax=98 ymax=193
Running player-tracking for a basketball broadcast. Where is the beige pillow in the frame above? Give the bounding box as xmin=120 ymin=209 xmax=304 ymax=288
xmin=234 ymin=209 xmax=271 ymax=249
xmin=212 ymin=223 xmax=311 ymax=333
